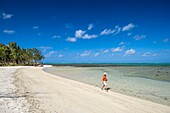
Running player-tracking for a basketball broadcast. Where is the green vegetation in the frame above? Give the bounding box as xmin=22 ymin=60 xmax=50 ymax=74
xmin=0 ymin=42 xmax=44 ymax=66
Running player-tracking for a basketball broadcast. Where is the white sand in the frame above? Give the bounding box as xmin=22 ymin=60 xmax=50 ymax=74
xmin=0 ymin=66 xmax=30 ymax=113
xmin=0 ymin=66 xmax=170 ymax=113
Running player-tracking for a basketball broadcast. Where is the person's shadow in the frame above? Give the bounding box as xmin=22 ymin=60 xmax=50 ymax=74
xmin=107 ymin=87 xmax=111 ymax=90
xmin=105 ymin=87 xmax=111 ymax=91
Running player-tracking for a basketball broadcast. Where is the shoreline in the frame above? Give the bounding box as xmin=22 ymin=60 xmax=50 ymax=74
xmin=0 ymin=66 xmax=170 ymax=113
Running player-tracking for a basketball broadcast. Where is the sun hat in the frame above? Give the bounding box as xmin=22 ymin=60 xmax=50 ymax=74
xmin=104 ymin=72 xmax=107 ymax=75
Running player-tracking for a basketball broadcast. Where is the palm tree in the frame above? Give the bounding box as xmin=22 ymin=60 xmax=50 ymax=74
xmin=20 ymin=48 xmax=28 ymax=65
xmin=31 ymin=48 xmax=44 ymax=65
xmin=26 ymin=48 xmax=34 ymax=65
xmin=0 ymin=43 xmax=6 ymax=65
xmin=0 ymin=43 xmax=10 ymax=65
xmin=8 ymin=42 xmax=18 ymax=64
xmin=0 ymin=42 xmax=44 ymax=66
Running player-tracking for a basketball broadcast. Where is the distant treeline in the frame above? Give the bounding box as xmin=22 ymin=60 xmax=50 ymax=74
xmin=0 ymin=42 xmax=44 ymax=66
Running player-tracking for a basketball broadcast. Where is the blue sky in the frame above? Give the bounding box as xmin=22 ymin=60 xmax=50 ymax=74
xmin=0 ymin=0 xmax=170 ymax=63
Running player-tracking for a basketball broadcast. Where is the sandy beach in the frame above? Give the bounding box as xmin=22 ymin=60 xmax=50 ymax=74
xmin=0 ymin=66 xmax=170 ymax=113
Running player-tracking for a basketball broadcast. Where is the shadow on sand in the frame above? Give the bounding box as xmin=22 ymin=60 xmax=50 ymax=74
xmin=106 ymin=87 xmax=111 ymax=91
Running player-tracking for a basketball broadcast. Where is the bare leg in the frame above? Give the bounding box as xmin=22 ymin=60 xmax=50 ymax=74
xmin=105 ymin=85 xmax=108 ymax=92
xmin=101 ymin=85 xmax=105 ymax=90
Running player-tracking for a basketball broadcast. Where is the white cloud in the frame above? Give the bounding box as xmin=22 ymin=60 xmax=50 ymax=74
xmin=74 ymin=29 xmax=98 ymax=39
xmin=2 ymin=12 xmax=13 ymax=19
xmin=38 ymin=46 xmax=52 ymax=52
xmin=82 ymin=34 xmax=98 ymax=39
xmin=142 ymin=52 xmax=158 ymax=57
xmin=3 ymin=29 xmax=15 ymax=34
xmin=67 ymin=29 xmax=98 ymax=42
xmin=111 ymin=46 xmax=124 ymax=52
xmin=33 ymin=26 xmax=39 ymax=29
xmin=133 ymin=35 xmax=146 ymax=40
xmin=88 ymin=24 xmax=94 ymax=30
xmin=103 ymin=49 xmax=109 ymax=53
xmin=80 ymin=51 xmax=91 ymax=57
xmin=52 ymin=35 xmax=61 ymax=38
xmin=114 ymin=25 xmax=121 ymax=34
xmin=122 ymin=23 xmax=135 ymax=31
xmin=66 ymin=37 xmax=77 ymax=42
xmin=100 ymin=29 xmax=116 ymax=35
xmin=100 ymin=25 xmax=121 ymax=36
xmin=163 ymin=38 xmax=169 ymax=43
xmin=70 ymin=25 xmax=123 ymax=42
xmin=45 ymin=51 xmax=57 ymax=57
xmin=119 ymin=42 xmax=130 ymax=45
xmin=125 ymin=49 xmax=136 ymax=56
xmin=58 ymin=54 xmax=64 ymax=58
xmin=94 ymin=53 xmax=100 ymax=57
xmin=127 ymin=33 xmax=132 ymax=36
xmin=119 ymin=42 xmax=125 ymax=45
xmin=75 ymin=30 xmax=86 ymax=38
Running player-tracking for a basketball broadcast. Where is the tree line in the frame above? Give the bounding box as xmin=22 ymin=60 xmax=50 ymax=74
xmin=0 ymin=42 xmax=44 ymax=66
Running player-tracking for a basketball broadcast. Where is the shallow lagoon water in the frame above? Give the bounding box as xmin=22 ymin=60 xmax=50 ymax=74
xmin=43 ymin=66 xmax=170 ymax=106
